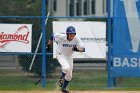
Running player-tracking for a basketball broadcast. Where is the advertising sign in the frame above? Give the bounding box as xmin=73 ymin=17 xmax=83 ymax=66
xmin=0 ymin=24 xmax=32 ymax=52
xmin=113 ymin=0 xmax=140 ymax=76
xmin=53 ymin=21 xmax=106 ymax=59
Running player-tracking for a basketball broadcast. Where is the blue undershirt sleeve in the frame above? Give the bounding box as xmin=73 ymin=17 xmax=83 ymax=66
xmin=49 ymin=34 xmax=54 ymax=41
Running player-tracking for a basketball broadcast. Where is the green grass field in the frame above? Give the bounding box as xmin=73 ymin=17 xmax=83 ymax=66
xmin=1 ymin=70 xmax=140 ymax=91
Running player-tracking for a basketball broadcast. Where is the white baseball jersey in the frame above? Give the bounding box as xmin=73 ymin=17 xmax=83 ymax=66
xmin=53 ymin=33 xmax=83 ymax=57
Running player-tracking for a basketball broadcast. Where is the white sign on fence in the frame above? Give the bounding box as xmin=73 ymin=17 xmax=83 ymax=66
xmin=0 ymin=24 xmax=32 ymax=52
xmin=53 ymin=21 xmax=106 ymax=59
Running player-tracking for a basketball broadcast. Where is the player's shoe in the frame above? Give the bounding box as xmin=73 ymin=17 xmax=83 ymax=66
xmin=61 ymin=88 xmax=70 ymax=93
xmin=58 ymin=77 xmax=64 ymax=87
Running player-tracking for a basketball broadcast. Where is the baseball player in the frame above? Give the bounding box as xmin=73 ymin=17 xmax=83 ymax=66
xmin=47 ymin=26 xmax=85 ymax=93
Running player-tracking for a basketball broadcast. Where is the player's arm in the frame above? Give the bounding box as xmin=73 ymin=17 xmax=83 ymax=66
xmin=72 ymin=36 xmax=85 ymax=52
xmin=46 ymin=34 xmax=53 ymax=51
xmin=72 ymin=46 xmax=85 ymax=52
xmin=78 ymin=47 xmax=85 ymax=52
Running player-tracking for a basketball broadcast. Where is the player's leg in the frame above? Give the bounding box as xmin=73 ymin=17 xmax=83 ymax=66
xmin=61 ymin=70 xmax=72 ymax=93
xmin=56 ymin=54 xmax=71 ymax=88
xmin=58 ymin=71 xmax=66 ymax=87
xmin=62 ymin=57 xmax=73 ymax=93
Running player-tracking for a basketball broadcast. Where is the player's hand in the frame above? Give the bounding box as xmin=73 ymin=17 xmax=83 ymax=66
xmin=72 ymin=46 xmax=79 ymax=52
xmin=46 ymin=45 xmax=51 ymax=51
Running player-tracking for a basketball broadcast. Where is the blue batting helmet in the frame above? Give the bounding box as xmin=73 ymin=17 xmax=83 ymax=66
xmin=66 ymin=26 xmax=76 ymax=34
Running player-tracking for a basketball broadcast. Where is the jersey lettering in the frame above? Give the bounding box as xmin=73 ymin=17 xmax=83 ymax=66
xmin=63 ymin=44 xmax=76 ymax=47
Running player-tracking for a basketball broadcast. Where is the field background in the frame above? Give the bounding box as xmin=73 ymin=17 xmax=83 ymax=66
xmin=0 ymin=1 xmax=140 ymax=93
xmin=1 ymin=69 xmax=140 ymax=93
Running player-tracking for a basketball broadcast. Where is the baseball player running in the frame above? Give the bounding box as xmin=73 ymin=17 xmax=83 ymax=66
xmin=47 ymin=26 xmax=85 ymax=93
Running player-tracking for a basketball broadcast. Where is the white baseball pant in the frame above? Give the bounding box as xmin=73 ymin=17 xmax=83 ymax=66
xmin=56 ymin=53 xmax=73 ymax=81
